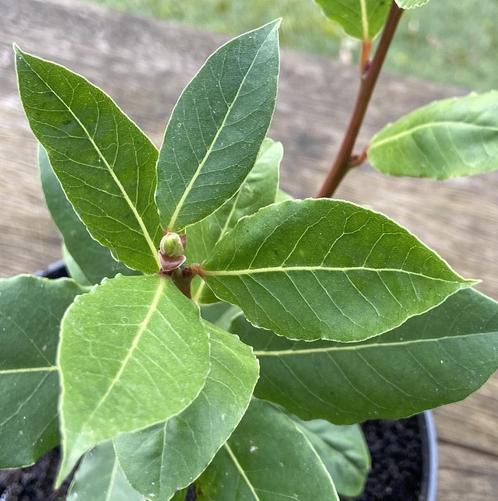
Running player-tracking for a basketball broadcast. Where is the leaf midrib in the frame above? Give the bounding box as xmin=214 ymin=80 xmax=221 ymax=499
xmin=204 ymin=265 xmax=466 ymax=285
xmin=70 ymin=279 xmax=166 ymax=434
xmin=167 ymin=25 xmax=276 ymax=230
xmin=370 ymin=120 xmax=498 ymax=151
xmin=223 ymin=443 xmax=261 ymax=500
xmin=17 ymin=50 xmax=160 ymax=269
xmin=253 ymin=330 xmax=498 ymax=357
xmin=0 ymin=366 xmax=57 ymax=375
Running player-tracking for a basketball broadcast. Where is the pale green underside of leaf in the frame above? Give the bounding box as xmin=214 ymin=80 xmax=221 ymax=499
xmin=196 ymin=399 xmax=339 ymax=501
xmin=315 ymin=0 xmax=390 ymax=40
xmin=155 ymin=21 xmax=280 ymax=231
xmin=115 ymin=322 xmax=259 ymax=500
xmin=368 ymin=92 xmax=498 ymax=179
xmin=231 ymin=288 xmax=498 ymax=424
xmin=58 ymin=275 xmax=210 ymax=480
xmin=188 ymin=137 xmax=282 ymax=303
xmin=204 ymin=199 xmax=472 ymax=342
xmin=15 ymin=47 xmax=162 ymax=273
xmin=68 ymin=442 xmax=143 ymax=501
xmin=39 ymin=146 xmax=135 ymax=284
xmin=395 ymin=0 xmax=430 ymax=8
xmin=293 ymin=418 xmax=370 ymax=497
xmin=0 ymin=275 xmax=85 ymax=468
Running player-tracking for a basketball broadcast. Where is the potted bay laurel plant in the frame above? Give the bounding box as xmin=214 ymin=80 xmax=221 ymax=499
xmin=1 ymin=0 xmax=498 ymax=499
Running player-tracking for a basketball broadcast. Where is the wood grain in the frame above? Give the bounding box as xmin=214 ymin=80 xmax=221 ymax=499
xmin=1 ymin=0 xmax=497 ymax=498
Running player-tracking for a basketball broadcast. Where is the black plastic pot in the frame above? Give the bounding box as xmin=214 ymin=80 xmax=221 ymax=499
xmin=0 ymin=263 xmax=439 ymax=500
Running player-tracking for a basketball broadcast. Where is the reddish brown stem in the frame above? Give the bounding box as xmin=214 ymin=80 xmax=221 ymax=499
xmin=316 ymin=2 xmax=403 ymax=198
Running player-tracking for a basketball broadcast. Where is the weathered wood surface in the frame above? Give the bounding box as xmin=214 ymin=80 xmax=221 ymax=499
xmin=1 ymin=0 xmax=497 ymax=498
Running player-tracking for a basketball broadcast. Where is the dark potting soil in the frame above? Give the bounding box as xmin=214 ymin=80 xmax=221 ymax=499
xmin=354 ymin=416 xmax=423 ymax=501
xmin=0 ymin=448 xmax=70 ymax=501
xmin=0 ymin=416 xmax=424 ymax=501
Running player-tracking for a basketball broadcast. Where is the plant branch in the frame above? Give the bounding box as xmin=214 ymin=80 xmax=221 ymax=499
xmin=316 ymin=1 xmax=403 ymax=198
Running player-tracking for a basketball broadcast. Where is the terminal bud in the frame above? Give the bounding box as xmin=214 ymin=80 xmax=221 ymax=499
xmin=160 ymin=232 xmax=185 ymax=257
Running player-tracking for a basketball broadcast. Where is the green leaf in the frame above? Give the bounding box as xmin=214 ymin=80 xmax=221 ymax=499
xmin=196 ymin=399 xmax=338 ymax=501
xmin=188 ymin=138 xmax=282 ymax=303
xmin=39 ymin=146 xmax=134 ymax=284
xmin=68 ymin=442 xmax=143 ymax=501
xmin=293 ymin=419 xmax=370 ymax=497
xmin=62 ymin=244 xmax=91 ymax=286
xmin=0 ymin=275 xmax=85 ymax=468
xmin=15 ymin=47 xmax=162 ymax=273
xmin=155 ymin=21 xmax=280 ymax=231
xmin=115 ymin=322 xmax=259 ymax=500
xmin=315 ymin=0 xmax=390 ymax=40
xmin=231 ymin=288 xmax=498 ymax=423
xmin=58 ymin=275 xmax=210 ymax=480
xmin=201 ymin=302 xmax=242 ymax=331
xmin=395 ymin=0 xmax=430 ymax=8
xmin=368 ymin=92 xmax=498 ymax=179
xmin=203 ymin=199 xmax=473 ymax=342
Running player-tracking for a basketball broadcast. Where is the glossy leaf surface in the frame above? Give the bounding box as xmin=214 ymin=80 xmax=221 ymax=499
xmin=204 ymin=199 xmax=472 ymax=342
xmin=156 ymin=22 xmax=280 ymax=231
xmin=67 ymin=442 xmax=143 ymax=501
xmin=188 ymin=138 xmax=282 ymax=303
xmin=0 ymin=276 xmax=84 ymax=468
xmin=196 ymin=399 xmax=338 ymax=500
xmin=39 ymin=146 xmax=133 ymax=284
xmin=368 ymin=92 xmax=498 ymax=179
xmin=16 ymin=48 xmax=162 ymax=273
xmin=115 ymin=322 xmax=259 ymax=500
xmin=294 ymin=419 xmax=370 ymax=497
xmin=231 ymin=288 xmax=498 ymax=423
xmin=315 ymin=0 xmax=390 ymax=40
xmin=58 ymin=275 xmax=210 ymax=479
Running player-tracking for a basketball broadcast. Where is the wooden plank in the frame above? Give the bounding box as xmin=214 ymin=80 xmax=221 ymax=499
xmin=1 ymin=0 xmax=497 ymax=498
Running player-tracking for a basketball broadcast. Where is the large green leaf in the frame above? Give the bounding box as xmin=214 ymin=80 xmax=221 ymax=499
xmin=293 ymin=419 xmax=370 ymax=497
xmin=396 ymin=0 xmax=430 ymax=8
xmin=0 ymin=275 xmax=84 ymax=468
xmin=115 ymin=322 xmax=259 ymax=500
xmin=15 ymin=47 xmax=162 ymax=273
xmin=188 ymin=138 xmax=282 ymax=303
xmin=68 ymin=442 xmax=143 ymax=501
xmin=231 ymin=288 xmax=498 ymax=423
xmin=196 ymin=399 xmax=338 ymax=500
xmin=203 ymin=199 xmax=472 ymax=342
xmin=39 ymin=146 xmax=134 ymax=284
xmin=58 ymin=275 xmax=210 ymax=480
xmin=368 ymin=92 xmax=498 ymax=179
xmin=315 ymin=0 xmax=390 ymax=40
xmin=155 ymin=21 xmax=280 ymax=231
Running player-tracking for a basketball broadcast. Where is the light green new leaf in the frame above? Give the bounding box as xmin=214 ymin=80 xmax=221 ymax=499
xmin=39 ymin=146 xmax=134 ymax=284
xmin=203 ymin=199 xmax=472 ymax=342
xmin=0 ymin=275 xmax=85 ymax=468
xmin=315 ymin=0 xmax=390 ymax=40
xmin=16 ymin=47 xmax=162 ymax=273
xmin=188 ymin=138 xmax=282 ymax=303
xmin=58 ymin=275 xmax=210 ymax=480
xmin=293 ymin=419 xmax=370 ymax=497
xmin=156 ymin=21 xmax=280 ymax=231
xmin=231 ymin=288 xmax=498 ymax=423
xmin=68 ymin=442 xmax=143 ymax=501
xmin=115 ymin=322 xmax=259 ymax=500
xmin=396 ymin=0 xmax=430 ymax=8
xmin=196 ymin=399 xmax=339 ymax=501
xmin=368 ymin=92 xmax=498 ymax=179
